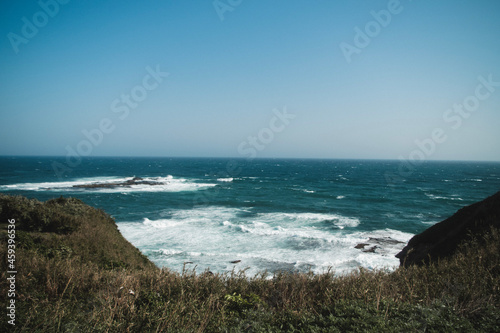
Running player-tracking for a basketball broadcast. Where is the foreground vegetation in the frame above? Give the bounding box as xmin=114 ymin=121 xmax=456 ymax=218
xmin=1 ymin=194 xmax=499 ymax=332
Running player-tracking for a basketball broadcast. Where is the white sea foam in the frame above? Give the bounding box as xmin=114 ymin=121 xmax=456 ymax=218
xmin=157 ymin=249 xmax=184 ymax=256
xmin=217 ymin=178 xmax=234 ymax=182
xmin=254 ymin=212 xmax=360 ymax=228
xmin=0 ymin=176 xmax=121 ymax=191
xmin=425 ymin=193 xmax=464 ymax=201
xmin=0 ymin=175 xmax=217 ymax=193
xmin=163 ymin=206 xmax=241 ymax=224
xmin=117 ymin=206 xmax=409 ymax=277
xmin=290 ymin=187 xmax=315 ymax=194
xmin=143 ymin=218 xmax=182 ymax=228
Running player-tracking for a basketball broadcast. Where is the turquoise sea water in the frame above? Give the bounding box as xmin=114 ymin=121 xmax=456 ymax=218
xmin=1 ymin=156 xmax=499 ymax=275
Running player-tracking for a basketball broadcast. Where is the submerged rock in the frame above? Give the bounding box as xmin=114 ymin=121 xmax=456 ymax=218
xmin=396 ymin=191 xmax=500 ymax=267
xmin=363 ymin=246 xmax=378 ymax=253
xmin=354 ymin=237 xmax=404 ymax=252
xmin=73 ymin=177 xmax=166 ymax=189
xmin=367 ymin=237 xmax=404 ymax=245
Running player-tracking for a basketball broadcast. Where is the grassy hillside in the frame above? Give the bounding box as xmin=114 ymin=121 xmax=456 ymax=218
xmin=0 ymin=194 xmax=154 ymax=270
xmin=1 ymin=194 xmax=499 ymax=332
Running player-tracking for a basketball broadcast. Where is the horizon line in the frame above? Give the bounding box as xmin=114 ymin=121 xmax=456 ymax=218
xmin=1 ymin=155 xmax=499 ymax=164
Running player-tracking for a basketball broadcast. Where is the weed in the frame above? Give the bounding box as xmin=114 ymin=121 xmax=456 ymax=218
xmin=0 ymin=194 xmax=498 ymax=332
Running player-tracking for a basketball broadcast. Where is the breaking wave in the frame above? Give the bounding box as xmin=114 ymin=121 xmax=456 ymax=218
xmin=117 ymin=206 xmax=412 ymax=276
xmin=0 ymin=176 xmax=217 ymax=193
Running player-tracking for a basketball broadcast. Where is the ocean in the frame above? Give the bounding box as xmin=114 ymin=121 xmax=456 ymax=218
xmin=1 ymin=156 xmax=499 ymax=276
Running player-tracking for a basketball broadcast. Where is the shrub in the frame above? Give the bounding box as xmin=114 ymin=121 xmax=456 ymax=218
xmin=0 ymin=194 xmax=498 ymax=332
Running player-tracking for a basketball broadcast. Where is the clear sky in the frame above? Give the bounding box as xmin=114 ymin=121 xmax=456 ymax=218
xmin=1 ymin=0 xmax=499 ymax=161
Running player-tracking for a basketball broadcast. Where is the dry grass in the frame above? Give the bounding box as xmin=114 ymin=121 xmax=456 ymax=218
xmin=1 ymin=195 xmax=499 ymax=332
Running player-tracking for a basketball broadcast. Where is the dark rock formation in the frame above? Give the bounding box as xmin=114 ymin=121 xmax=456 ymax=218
xmin=396 ymin=191 xmax=500 ymax=267
xmin=354 ymin=237 xmax=404 ymax=254
xmin=363 ymin=246 xmax=378 ymax=253
xmin=73 ymin=177 xmax=166 ymax=189
xmin=368 ymin=237 xmax=404 ymax=246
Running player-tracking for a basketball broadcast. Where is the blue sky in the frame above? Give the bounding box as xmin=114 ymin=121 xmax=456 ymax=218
xmin=1 ymin=0 xmax=499 ymax=161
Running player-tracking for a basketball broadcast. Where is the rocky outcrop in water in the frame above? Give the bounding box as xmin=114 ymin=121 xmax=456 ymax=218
xmin=396 ymin=191 xmax=500 ymax=267
xmin=73 ymin=177 xmax=166 ymax=189
xmin=355 ymin=237 xmax=404 ymax=253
